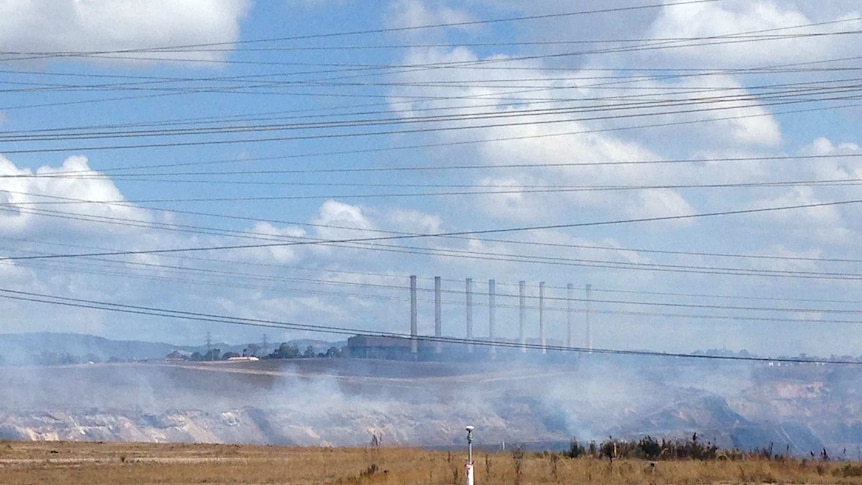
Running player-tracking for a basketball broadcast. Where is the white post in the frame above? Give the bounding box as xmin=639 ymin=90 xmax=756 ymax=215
xmin=465 ymin=425 xmax=475 ymax=485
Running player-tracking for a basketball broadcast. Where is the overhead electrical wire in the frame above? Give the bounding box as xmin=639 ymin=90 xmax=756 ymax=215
xmin=0 ymin=197 xmax=860 ymax=265
xmin=2 ymin=0 xmax=861 ymax=361
xmin=4 ymin=229 xmax=860 ymax=310
xmin=0 ymin=286 xmax=859 ymax=366
xmin=7 ymin=153 xmax=861 ymax=180
xmin=2 ymin=75 xmax=859 ymax=139
xmin=4 ymin=189 xmax=859 ymax=270
xmin=1 ymin=188 xmax=861 ymax=281
xmin=4 ymin=93 xmax=862 ymax=154
xmin=5 ymin=19 xmax=857 ymax=68
xmin=3 ymin=78 xmax=861 ymax=144
xmin=4 ymin=240 xmax=860 ymax=329
xmin=0 ymin=1 xmax=725 ymax=59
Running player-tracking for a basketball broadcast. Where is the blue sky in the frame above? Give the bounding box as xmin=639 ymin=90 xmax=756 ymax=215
xmin=1 ymin=0 xmax=861 ymax=357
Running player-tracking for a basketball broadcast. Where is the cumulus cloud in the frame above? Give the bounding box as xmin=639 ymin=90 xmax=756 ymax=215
xmin=628 ymin=189 xmax=696 ymax=222
xmin=312 ymin=200 xmax=375 ymax=239
xmin=242 ymin=222 xmax=308 ymax=264
xmin=385 ymin=0 xmax=475 ymax=33
xmin=647 ymin=1 xmax=862 ymax=67
xmin=0 ymin=0 xmax=251 ymax=65
xmin=802 ymin=137 xmax=861 ymax=157
xmin=0 ymin=155 xmax=151 ymax=234
xmin=379 ymin=208 xmax=442 ymax=234
xmin=307 ymin=200 xmax=379 ymax=260
xmin=755 ymin=187 xmax=853 ymax=245
xmin=387 ymin=44 xmax=718 ymax=224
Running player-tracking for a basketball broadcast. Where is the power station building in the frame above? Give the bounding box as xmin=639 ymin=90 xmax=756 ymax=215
xmin=346 ymin=275 xmax=588 ymax=362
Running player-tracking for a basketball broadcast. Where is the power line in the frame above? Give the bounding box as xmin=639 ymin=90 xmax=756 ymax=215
xmin=0 ymin=192 xmax=824 ymax=264
xmin=0 ymin=1 xmax=724 ymax=60
xmin=1 ymin=198 xmax=860 ymax=263
xmin=0 ymin=286 xmax=859 ymax=366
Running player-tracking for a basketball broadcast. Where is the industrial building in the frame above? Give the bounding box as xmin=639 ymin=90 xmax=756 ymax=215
xmin=345 ymin=275 xmax=588 ymax=362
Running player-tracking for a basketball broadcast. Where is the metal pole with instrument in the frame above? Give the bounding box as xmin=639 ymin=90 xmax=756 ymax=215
xmin=465 ymin=425 xmax=475 ymax=485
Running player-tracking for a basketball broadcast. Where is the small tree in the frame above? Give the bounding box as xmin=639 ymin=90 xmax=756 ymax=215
xmin=567 ymin=438 xmax=586 ymax=458
xmin=271 ymin=343 xmax=299 ymax=359
xmin=245 ymin=343 xmax=260 ymax=357
xmin=165 ymin=350 xmax=186 ymax=360
xmin=637 ymin=436 xmax=661 ymax=459
xmin=203 ymin=348 xmax=220 ymax=361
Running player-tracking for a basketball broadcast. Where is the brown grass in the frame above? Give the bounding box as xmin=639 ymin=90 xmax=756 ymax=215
xmin=2 ymin=441 xmax=862 ymax=484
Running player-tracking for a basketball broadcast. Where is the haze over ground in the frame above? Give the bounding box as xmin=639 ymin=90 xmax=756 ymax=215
xmin=0 ymin=0 xmax=861 ymax=360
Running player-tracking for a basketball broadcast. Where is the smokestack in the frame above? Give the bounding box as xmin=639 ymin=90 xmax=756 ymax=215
xmin=519 ymin=280 xmax=526 ymax=353
xmin=410 ymin=275 xmax=418 ymax=359
xmin=488 ymin=279 xmax=496 ymax=358
xmin=539 ymin=281 xmax=546 ymax=354
xmin=434 ymin=276 xmax=442 ymax=355
xmin=466 ymin=278 xmax=473 ymax=353
xmin=585 ymin=283 xmax=592 ymax=352
xmin=566 ymin=283 xmax=573 ymax=348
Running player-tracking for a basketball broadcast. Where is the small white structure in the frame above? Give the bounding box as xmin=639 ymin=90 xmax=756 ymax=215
xmin=465 ymin=425 xmax=475 ymax=485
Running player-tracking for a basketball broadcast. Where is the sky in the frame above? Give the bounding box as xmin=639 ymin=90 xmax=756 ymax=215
xmin=0 ymin=0 xmax=861 ymax=357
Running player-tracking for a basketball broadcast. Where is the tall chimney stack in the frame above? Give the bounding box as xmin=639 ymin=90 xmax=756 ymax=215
xmin=410 ymin=275 xmax=418 ymax=359
xmin=488 ymin=279 xmax=496 ymax=358
xmin=539 ymin=281 xmax=546 ymax=354
xmin=519 ymin=280 xmax=526 ymax=353
xmin=566 ymin=283 xmax=574 ymax=348
xmin=434 ymin=276 xmax=442 ymax=355
xmin=585 ymin=283 xmax=592 ymax=352
xmin=466 ymin=278 xmax=473 ymax=353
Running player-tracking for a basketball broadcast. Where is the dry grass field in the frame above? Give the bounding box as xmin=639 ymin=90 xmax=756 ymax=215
xmin=3 ymin=441 xmax=862 ymax=484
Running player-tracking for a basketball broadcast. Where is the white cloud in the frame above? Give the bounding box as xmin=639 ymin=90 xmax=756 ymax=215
xmin=647 ymin=1 xmax=862 ymax=66
xmin=0 ymin=0 xmax=251 ymax=65
xmin=242 ymin=222 xmax=308 ymax=264
xmin=0 ymin=155 xmax=151 ymax=233
xmin=309 ymin=200 xmax=378 ymax=258
xmin=802 ymin=137 xmax=861 ymax=157
xmin=627 ymin=189 xmax=696 ymax=223
xmin=385 ymin=0 xmax=474 ymax=32
xmin=380 ymin=208 xmax=442 ymax=234
xmin=755 ymin=187 xmax=853 ymax=245
xmin=795 ymin=137 xmax=862 ymax=190
xmin=388 ymin=46 xmax=722 ymax=224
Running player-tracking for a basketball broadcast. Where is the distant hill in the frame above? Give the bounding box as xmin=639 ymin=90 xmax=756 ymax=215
xmin=0 ymin=332 xmax=346 ymax=366
xmin=0 ymin=333 xmax=189 ymax=365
